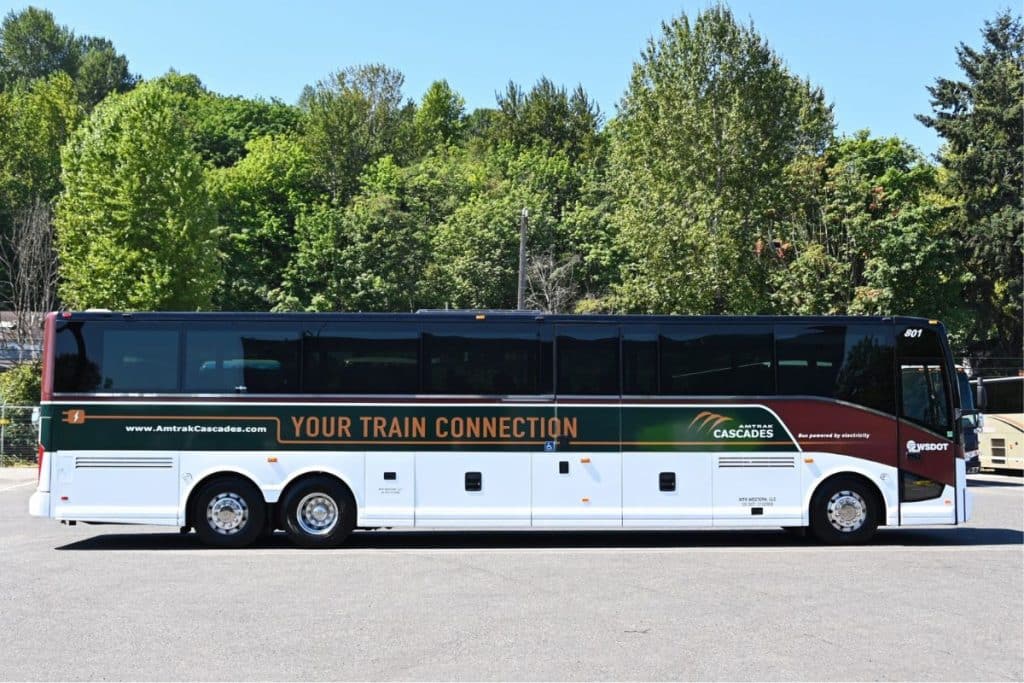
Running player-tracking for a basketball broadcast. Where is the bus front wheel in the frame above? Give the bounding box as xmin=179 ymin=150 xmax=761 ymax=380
xmin=280 ymin=476 xmax=356 ymax=548
xmin=809 ymin=476 xmax=880 ymax=545
xmin=192 ymin=476 xmax=266 ymax=548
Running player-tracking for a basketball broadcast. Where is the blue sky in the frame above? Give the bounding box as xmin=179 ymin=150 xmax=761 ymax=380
xmin=1 ymin=1 xmax=1014 ymax=156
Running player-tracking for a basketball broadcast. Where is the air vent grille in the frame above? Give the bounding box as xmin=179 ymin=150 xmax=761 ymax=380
xmin=718 ymin=455 xmax=795 ymax=469
xmin=75 ymin=456 xmax=173 ymax=469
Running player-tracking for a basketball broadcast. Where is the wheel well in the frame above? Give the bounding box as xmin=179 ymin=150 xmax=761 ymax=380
xmin=811 ymin=472 xmax=887 ymax=522
xmin=276 ymin=472 xmax=355 ymax=526
xmin=184 ymin=471 xmax=264 ymax=528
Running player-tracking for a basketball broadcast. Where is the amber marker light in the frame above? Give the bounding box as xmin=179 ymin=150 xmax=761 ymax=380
xmin=475 ymin=314 xmax=486 ymax=320
xmin=580 ymin=457 xmax=591 ymax=463
xmin=581 ymin=498 xmax=590 ymax=503
xmin=804 ymin=457 xmax=815 ymax=464
xmin=267 ymin=456 xmax=278 ymax=463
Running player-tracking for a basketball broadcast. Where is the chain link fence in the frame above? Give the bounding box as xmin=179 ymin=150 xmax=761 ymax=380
xmin=0 ymin=404 xmax=38 ymax=466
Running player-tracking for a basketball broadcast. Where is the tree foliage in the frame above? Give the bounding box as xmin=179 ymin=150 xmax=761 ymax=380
xmin=208 ymin=133 xmax=322 ymax=310
xmin=0 ymin=71 xmax=81 ymax=209
xmin=610 ymin=5 xmax=833 ymax=314
xmin=56 ymin=78 xmax=219 ymax=310
xmin=299 ymin=64 xmax=415 ymax=201
xmin=0 ymin=4 xmax=1015 ymax=369
xmin=918 ymin=10 xmax=1023 ymax=358
xmin=0 ymin=7 xmax=136 ymax=109
xmin=0 ymin=359 xmax=40 ymax=405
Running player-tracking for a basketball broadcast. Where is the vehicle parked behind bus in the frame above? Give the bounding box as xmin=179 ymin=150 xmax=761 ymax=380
xmin=972 ymin=375 xmax=1023 ymax=473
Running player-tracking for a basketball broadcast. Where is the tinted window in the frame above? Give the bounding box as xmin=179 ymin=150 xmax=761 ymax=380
xmin=776 ymin=324 xmax=895 ymax=414
xmin=423 ymin=323 xmax=543 ymax=395
xmin=660 ymin=325 xmax=773 ymax=396
xmin=623 ymin=327 xmax=658 ymax=395
xmin=184 ymin=326 xmax=300 ymax=393
xmin=898 ymin=326 xmax=952 ymax=434
xmin=901 ymin=364 xmax=951 ymax=434
xmin=54 ymin=321 xmax=179 ymax=393
xmin=556 ymin=325 xmax=619 ymax=395
xmin=983 ymin=379 xmax=1023 ymax=414
xmin=303 ymin=324 xmax=418 ymax=394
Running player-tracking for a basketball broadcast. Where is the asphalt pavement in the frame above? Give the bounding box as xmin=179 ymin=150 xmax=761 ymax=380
xmin=0 ymin=466 xmax=1021 ymax=681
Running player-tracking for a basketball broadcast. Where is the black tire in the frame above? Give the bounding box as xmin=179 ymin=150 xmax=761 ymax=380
xmin=280 ymin=476 xmax=356 ymax=548
xmin=809 ymin=476 xmax=880 ymax=545
xmin=192 ymin=476 xmax=266 ymax=548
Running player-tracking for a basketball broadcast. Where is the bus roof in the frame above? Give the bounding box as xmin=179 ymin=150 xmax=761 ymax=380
xmin=51 ymin=310 xmax=940 ymax=327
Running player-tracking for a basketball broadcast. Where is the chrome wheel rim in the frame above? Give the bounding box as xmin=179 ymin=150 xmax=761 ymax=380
xmin=826 ymin=490 xmax=868 ymax=533
xmin=207 ymin=492 xmax=249 ymax=535
xmin=296 ymin=492 xmax=339 ymax=536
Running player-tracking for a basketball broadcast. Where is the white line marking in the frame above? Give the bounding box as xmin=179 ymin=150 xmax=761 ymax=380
xmin=0 ymin=480 xmax=36 ymax=492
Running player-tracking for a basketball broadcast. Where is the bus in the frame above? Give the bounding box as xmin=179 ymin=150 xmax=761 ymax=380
xmin=972 ymin=375 xmax=1023 ymax=473
xmin=29 ymin=311 xmax=972 ymax=547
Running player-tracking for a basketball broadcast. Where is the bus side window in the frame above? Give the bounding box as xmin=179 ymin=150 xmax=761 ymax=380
xmin=184 ymin=327 xmax=300 ymax=394
xmin=422 ymin=323 xmax=543 ymax=395
xmin=776 ymin=324 xmax=895 ymax=414
xmin=623 ymin=326 xmax=658 ymax=395
xmin=659 ymin=325 xmax=773 ymax=396
xmin=303 ymin=325 xmax=418 ymax=394
xmin=556 ymin=325 xmax=619 ymax=395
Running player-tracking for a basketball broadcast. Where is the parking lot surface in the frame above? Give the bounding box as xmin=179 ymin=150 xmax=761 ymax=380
xmin=0 ymin=468 xmax=1021 ymax=681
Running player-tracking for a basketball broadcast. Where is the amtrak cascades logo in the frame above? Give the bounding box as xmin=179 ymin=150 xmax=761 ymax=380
xmin=906 ymin=440 xmax=949 ymax=453
xmin=689 ymin=411 xmax=775 ymax=440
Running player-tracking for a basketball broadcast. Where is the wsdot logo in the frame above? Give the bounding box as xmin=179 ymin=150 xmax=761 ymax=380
xmin=906 ymin=440 xmax=949 ymax=453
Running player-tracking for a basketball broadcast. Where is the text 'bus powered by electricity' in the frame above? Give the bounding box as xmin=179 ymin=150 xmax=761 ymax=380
xmin=29 ymin=311 xmax=972 ymax=547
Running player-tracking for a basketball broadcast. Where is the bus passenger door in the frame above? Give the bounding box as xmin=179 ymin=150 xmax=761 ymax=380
xmin=897 ymin=323 xmax=958 ymax=525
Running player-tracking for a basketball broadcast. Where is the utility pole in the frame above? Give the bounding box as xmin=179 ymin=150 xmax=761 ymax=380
xmin=517 ymin=208 xmax=528 ymax=310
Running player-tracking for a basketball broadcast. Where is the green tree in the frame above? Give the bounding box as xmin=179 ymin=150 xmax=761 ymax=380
xmin=610 ymin=5 xmax=833 ymax=314
xmin=0 ymin=7 xmax=135 ymax=109
xmin=770 ymin=244 xmax=850 ymax=315
xmin=426 ymin=146 xmax=582 ymax=309
xmin=0 ymin=7 xmax=76 ymax=89
xmin=489 ymin=78 xmax=602 ymax=163
xmin=73 ymin=36 xmax=137 ymax=109
xmin=771 ymin=132 xmax=970 ymax=342
xmin=208 ymin=134 xmax=323 ymax=310
xmin=0 ymin=72 xmax=81 ymax=309
xmin=56 ymin=78 xmax=219 ymax=310
xmin=299 ymin=64 xmax=415 ymax=202
xmin=917 ymin=10 xmax=1023 ymax=359
xmin=194 ymin=94 xmax=302 ymax=168
xmin=414 ymin=79 xmax=465 ymax=153
xmin=278 ymin=150 xmax=484 ymax=312
xmin=0 ymin=71 xmax=82 ymax=210
xmin=0 ymin=360 xmax=40 ymax=405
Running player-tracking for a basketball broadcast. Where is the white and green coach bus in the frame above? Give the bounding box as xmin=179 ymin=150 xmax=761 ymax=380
xmin=30 ymin=310 xmax=973 ymax=547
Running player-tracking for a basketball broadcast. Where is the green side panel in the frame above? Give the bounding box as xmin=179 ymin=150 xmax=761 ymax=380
xmin=43 ymin=402 xmax=796 ymax=453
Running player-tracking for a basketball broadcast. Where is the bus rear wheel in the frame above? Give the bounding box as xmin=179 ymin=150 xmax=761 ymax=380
xmin=192 ymin=476 xmax=266 ymax=548
xmin=810 ymin=476 xmax=880 ymax=545
xmin=280 ymin=476 xmax=355 ymax=548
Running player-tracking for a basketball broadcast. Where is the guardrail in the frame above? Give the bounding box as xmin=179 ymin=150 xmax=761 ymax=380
xmin=0 ymin=405 xmax=37 ymax=466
